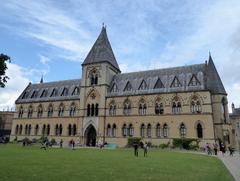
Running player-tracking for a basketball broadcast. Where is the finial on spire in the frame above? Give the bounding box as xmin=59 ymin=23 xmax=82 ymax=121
xmin=102 ymin=22 xmax=106 ymax=29
xmin=40 ymin=75 xmax=43 ymax=83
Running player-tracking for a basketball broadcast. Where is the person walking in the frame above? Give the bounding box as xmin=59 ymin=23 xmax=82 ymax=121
xmin=133 ymin=143 xmax=138 ymax=157
xmin=143 ymin=142 xmax=148 ymax=157
xmin=60 ymin=139 xmax=63 ymax=148
xmin=213 ymin=143 xmax=218 ymax=155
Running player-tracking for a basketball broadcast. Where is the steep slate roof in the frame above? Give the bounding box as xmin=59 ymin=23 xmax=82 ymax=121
xmin=82 ymin=26 xmax=120 ymax=71
xmin=108 ymin=64 xmax=206 ymax=97
xmin=16 ymin=79 xmax=81 ymax=104
xmin=206 ymin=54 xmax=227 ymax=95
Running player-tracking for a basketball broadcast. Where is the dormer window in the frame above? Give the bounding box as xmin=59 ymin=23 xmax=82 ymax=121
xmin=111 ymin=83 xmax=118 ymax=92
xmin=72 ymin=87 xmax=80 ymax=95
xmin=170 ymin=76 xmax=182 ymax=88
xmin=138 ymin=80 xmax=147 ymax=90
xmin=22 ymin=91 xmax=29 ymax=99
xmin=124 ymin=81 xmax=132 ymax=92
xmin=31 ymin=90 xmax=38 ymax=98
xmin=188 ymin=74 xmax=201 ymax=86
xmin=50 ymin=88 xmax=57 ymax=97
xmin=40 ymin=89 xmax=47 ymax=98
xmin=61 ymin=87 xmax=68 ymax=96
xmin=154 ymin=78 xmax=164 ymax=89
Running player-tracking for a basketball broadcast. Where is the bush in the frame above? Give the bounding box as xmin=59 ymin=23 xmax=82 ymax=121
xmin=50 ymin=138 xmax=57 ymax=145
xmin=127 ymin=137 xmax=141 ymax=147
xmin=172 ymin=138 xmax=198 ymax=150
xmin=159 ymin=143 xmax=169 ymax=149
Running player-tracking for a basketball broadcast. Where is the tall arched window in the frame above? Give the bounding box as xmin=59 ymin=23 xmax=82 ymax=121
xmin=122 ymin=124 xmax=127 ymax=137
xmin=180 ymin=123 xmax=186 ymax=138
xmin=95 ymin=104 xmax=99 ymax=116
xmin=112 ymin=124 xmax=117 ymax=137
xmin=55 ymin=124 xmax=59 ymax=136
xmin=191 ymin=96 xmax=201 ymax=113
xmin=87 ymin=104 xmax=90 ymax=116
xmin=35 ymin=125 xmax=39 ymax=135
xmin=222 ymin=97 xmax=228 ymax=123
xmin=47 ymin=124 xmax=50 ymax=136
xmin=27 ymin=105 xmax=33 ymax=118
xmin=139 ymin=99 xmax=147 ymax=115
xmin=58 ymin=104 xmax=64 ymax=117
xmin=129 ymin=124 xmax=134 ymax=137
xmin=48 ymin=104 xmax=53 ymax=117
xmin=91 ymin=104 xmax=95 ymax=116
xmin=163 ymin=124 xmax=168 ymax=138
xmin=73 ymin=124 xmax=77 ymax=136
xmin=140 ymin=124 xmax=145 ymax=137
xmin=156 ymin=123 xmax=161 ymax=137
xmin=42 ymin=124 xmax=46 ymax=136
xmin=123 ymin=100 xmax=131 ymax=115
xmin=90 ymin=69 xmax=98 ymax=85
xmin=18 ymin=106 xmax=24 ymax=118
xmin=155 ymin=100 xmax=164 ymax=115
xmin=15 ymin=125 xmax=19 ymax=135
xmin=19 ymin=125 xmax=23 ymax=135
xmin=172 ymin=97 xmax=181 ymax=114
xmin=147 ymin=124 xmax=151 ymax=138
xmin=109 ymin=102 xmax=116 ymax=116
xmin=107 ymin=124 xmax=111 ymax=137
xmin=68 ymin=124 xmax=72 ymax=136
xmin=59 ymin=124 xmax=63 ymax=136
xmin=69 ymin=103 xmax=76 ymax=117
xmin=37 ymin=105 xmax=43 ymax=118
xmin=197 ymin=123 xmax=203 ymax=138
xmin=28 ymin=125 xmax=31 ymax=135
xmin=25 ymin=124 xmax=28 ymax=135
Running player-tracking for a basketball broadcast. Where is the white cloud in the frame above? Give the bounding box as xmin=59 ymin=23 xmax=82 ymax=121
xmin=0 ymin=63 xmax=30 ymax=110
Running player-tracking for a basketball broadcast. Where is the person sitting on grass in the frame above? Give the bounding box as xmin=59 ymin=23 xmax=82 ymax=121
xmin=40 ymin=141 xmax=47 ymax=150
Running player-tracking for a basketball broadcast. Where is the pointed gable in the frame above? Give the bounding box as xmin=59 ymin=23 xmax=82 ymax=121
xmin=138 ymin=80 xmax=147 ymax=90
xmin=124 ymin=81 xmax=132 ymax=91
xmin=188 ymin=74 xmax=201 ymax=86
xmin=206 ymin=54 xmax=226 ymax=94
xmin=50 ymin=88 xmax=57 ymax=97
xmin=61 ymin=87 xmax=68 ymax=96
xmin=154 ymin=78 xmax=164 ymax=89
xmin=170 ymin=76 xmax=182 ymax=88
xmin=82 ymin=26 xmax=120 ymax=72
xmin=111 ymin=83 xmax=118 ymax=92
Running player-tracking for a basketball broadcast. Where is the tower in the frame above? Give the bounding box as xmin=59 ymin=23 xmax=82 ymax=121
xmin=207 ymin=53 xmax=232 ymax=145
xmin=79 ymin=26 xmax=120 ymax=145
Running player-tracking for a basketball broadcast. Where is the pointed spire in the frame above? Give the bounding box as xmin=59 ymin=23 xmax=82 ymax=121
xmin=206 ymin=53 xmax=226 ymax=95
xmin=40 ymin=75 xmax=43 ymax=83
xmin=82 ymin=25 xmax=120 ymax=72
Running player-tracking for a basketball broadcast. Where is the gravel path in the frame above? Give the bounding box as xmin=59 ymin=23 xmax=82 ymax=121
xmin=218 ymin=152 xmax=240 ymax=181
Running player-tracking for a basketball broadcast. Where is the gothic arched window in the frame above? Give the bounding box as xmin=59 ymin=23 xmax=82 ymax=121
xmin=123 ymin=100 xmax=131 ymax=115
xmin=140 ymin=124 xmax=145 ymax=137
xmin=109 ymin=101 xmax=116 ymax=116
xmin=197 ymin=123 xmax=203 ymax=138
xmin=90 ymin=69 xmax=98 ymax=85
xmin=172 ymin=97 xmax=182 ymax=114
xmin=107 ymin=124 xmax=111 ymax=137
xmin=18 ymin=106 xmax=24 ymax=118
xmin=191 ymin=96 xmax=201 ymax=113
xmin=155 ymin=99 xmax=164 ymax=115
xmin=129 ymin=124 xmax=134 ymax=137
xmin=48 ymin=104 xmax=53 ymax=117
xmin=180 ymin=123 xmax=186 ymax=138
xmin=122 ymin=124 xmax=127 ymax=137
xmin=147 ymin=124 xmax=152 ymax=138
xmin=27 ymin=105 xmax=33 ymax=118
xmin=163 ymin=124 xmax=168 ymax=138
xmin=68 ymin=124 xmax=72 ymax=136
xmin=37 ymin=105 xmax=43 ymax=118
xmin=58 ymin=104 xmax=64 ymax=117
xmin=139 ymin=99 xmax=147 ymax=115
xmin=35 ymin=124 xmax=39 ymax=135
xmin=73 ymin=124 xmax=77 ymax=136
xmin=156 ymin=123 xmax=161 ymax=137
xmin=112 ymin=124 xmax=117 ymax=137
xmin=47 ymin=124 xmax=50 ymax=136
xmin=69 ymin=103 xmax=76 ymax=117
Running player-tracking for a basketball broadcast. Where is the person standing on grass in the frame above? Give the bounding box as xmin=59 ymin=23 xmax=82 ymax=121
xmin=133 ymin=143 xmax=139 ymax=157
xmin=213 ymin=143 xmax=218 ymax=155
xmin=60 ymin=139 xmax=63 ymax=148
xmin=72 ymin=139 xmax=75 ymax=150
xmin=143 ymin=142 xmax=148 ymax=157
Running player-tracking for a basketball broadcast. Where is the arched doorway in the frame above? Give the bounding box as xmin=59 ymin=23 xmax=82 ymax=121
xmin=84 ymin=125 xmax=97 ymax=146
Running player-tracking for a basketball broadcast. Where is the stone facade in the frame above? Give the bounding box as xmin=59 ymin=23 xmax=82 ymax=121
xmin=230 ymin=103 xmax=240 ymax=150
xmin=0 ymin=111 xmax=14 ymax=137
xmin=10 ymin=26 xmax=234 ymax=147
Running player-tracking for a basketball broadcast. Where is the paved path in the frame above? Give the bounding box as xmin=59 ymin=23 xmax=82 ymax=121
xmin=218 ymin=152 xmax=240 ymax=181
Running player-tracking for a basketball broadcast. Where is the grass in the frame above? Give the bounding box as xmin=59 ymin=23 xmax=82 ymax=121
xmin=0 ymin=144 xmax=234 ymax=181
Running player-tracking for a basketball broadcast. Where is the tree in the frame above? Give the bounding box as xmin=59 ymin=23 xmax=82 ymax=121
xmin=0 ymin=54 xmax=11 ymax=88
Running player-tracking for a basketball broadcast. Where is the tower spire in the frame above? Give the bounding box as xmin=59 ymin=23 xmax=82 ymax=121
xmin=40 ymin=75 xmax=43 ymax=83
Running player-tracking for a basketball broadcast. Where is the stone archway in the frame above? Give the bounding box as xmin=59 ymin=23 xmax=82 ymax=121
xmin=84 ymin=124 xmax=97 ymax=146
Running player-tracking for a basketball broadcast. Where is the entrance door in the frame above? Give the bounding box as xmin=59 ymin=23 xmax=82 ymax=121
xmin=85 ymin=125 xmax=97 ymax=146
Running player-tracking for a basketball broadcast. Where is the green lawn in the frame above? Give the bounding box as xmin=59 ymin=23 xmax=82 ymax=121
xmin=0 ymin=144 xmax=233 ymax=181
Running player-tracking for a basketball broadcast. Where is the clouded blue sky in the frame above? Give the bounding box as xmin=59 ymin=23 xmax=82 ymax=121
xmin=0 ymin=0 xmax=240 ymax=111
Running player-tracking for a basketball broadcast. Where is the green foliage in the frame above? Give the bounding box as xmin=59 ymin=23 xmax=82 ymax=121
xmin=50 ymin=138 xmax=57 ymax=145
xmin=172 ymin=138 xmax=198 ymax=150
xmin=127 ymin=137 xmax=141 ymax=147
xmin=0 ymin=54 xmax=11 ymax=88
xmin=159 ymin=143 xmax=169 ymax=149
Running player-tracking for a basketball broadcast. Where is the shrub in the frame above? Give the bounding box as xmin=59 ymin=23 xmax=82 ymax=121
xmin=172 ymin=138 xmax=198 ymax=150
xmin=159 ymin=143 xmax=169 ymax=149
xmin=127 ymin=137 xmax=142 ymax=147
xmin=50 ymin=138 xmax=57 ymax=145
